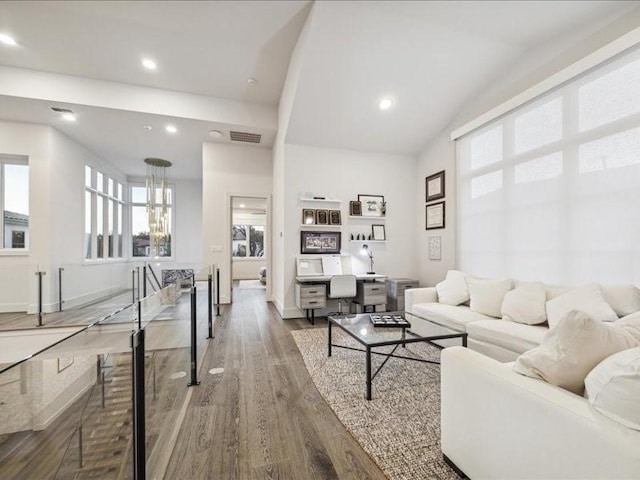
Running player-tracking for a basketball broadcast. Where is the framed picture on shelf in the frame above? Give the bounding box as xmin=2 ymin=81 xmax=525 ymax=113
xmin=350 ymin=200 xmax=362 ymax=216
xmin=426 ymin=170 xmax=445 ymax=202
xmin=300 ymin=231 xmax=342 ymax=254
xmin=426 ymin=201 xmax=445 ymax=230
xmin=316 ymin=209 xmax=329 ymax=225
xmin=358 ymin=194 xmax=385 ymax=217
xmin=329 ymin=210 xmax=342 ymax=225
xmin=372 ymin=224 xmax=386 ymax=241
xmin=302 ymin=209 xmax=316 ymax=225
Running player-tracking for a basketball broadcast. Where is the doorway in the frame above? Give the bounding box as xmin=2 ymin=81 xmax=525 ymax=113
xmin=230 ymin=196 xmax=269 ymax=301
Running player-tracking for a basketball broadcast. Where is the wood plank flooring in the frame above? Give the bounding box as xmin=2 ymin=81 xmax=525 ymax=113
xmin=165 ymin=286 xmax=386 ymax=479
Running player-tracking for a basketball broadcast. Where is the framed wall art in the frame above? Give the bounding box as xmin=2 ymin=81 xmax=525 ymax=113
xmin=358 ymin=194 xmax=385 ymax=217
xmin=426 ymin=170 xmax=445 ymax=202
xmin=315 ymin=209 xmax=329 ymax=225
xmin=426 ymin=201 xmax=445 ymax=230
xmin=349 ymin=200 xmax=362 ymax=216
xmin=372 ymin=224 xmax=386 ymax=241
xmin=302 ymin=209 xmax=316 ymax=225
xmin=329 ymin=210 xmax=342 ymax=225
xmin=300 ymin=231 xmax=342 ymax=254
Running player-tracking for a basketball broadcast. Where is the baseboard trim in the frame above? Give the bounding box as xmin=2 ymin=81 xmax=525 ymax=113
xmin=443 ymin=454 xmax=469 ymax=479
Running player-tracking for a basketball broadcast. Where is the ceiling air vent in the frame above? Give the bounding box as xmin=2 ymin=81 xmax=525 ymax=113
xmin=50 ymin=106 xmax=74 ymax=113
xmin=230 ymin=131 xmax=262 ymax=144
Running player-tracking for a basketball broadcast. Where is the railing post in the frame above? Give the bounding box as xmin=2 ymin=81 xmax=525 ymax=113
xmin=136 ymin=266 xmax=141 ymax=301
xmin=137 ymin=300 xmax=142 ymax=330
xmin=131 ymin=269 xmax=136 ymax=304
xmin=207 ymin=273 xmax=214 ymax=339
xmin=78 ymin=424 xmax=83 ymax=468
xmin=143 ymin=265 xmax=147 ymax=298
xmin=131 ymin=329 xmax=146 ymax=480
xmin=216 ymin=267 xmax=221 ymax=316
xmin=35 ymin=270 xmax=45 ymax=327
xmin=188 ymin=286 xmax=200 ymax=387
xmin=58 ymin=267 xmax=64 ymax=312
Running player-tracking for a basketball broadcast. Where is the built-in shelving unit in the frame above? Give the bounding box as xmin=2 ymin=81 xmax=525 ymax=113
xmin=299 ymin=197 xmax=341 ymax=204
xmin=349 ymin=239 xmax=387 ymax=243
xmin=300 ymin=224 xmax=342 ymax=229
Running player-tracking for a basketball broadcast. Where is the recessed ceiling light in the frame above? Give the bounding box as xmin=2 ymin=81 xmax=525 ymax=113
xmin=62 ymin=113 xmax=77 ymax=122
xmin=247 ymin=77 xmax=257 ymax=86
xmin=142 ymin=125 xmax=153 ymax=131
xmin=209 ymin=130 xmax=223 ymax=138
xmin=165 ymin=125 xmax=177 ymax=134
xmin=239 ymin=203 xmax=246 ymax=208
xmin=379 ymin=97 xmax=394 ymax=111
xmin=142 ymin=58 xmax=157 ymax=70
xmin=0 ymin=33 xmax=17 ymax=46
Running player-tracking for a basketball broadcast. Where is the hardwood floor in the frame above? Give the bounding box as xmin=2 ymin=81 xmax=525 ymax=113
xmin=165 ymin=286 xmax=386 ymax=479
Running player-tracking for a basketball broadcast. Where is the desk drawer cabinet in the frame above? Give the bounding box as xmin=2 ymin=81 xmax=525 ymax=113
xmin=356 ymin=282 xmax=387 ymax=306
xmin=296 ymin=284 xmax=326 ymax=309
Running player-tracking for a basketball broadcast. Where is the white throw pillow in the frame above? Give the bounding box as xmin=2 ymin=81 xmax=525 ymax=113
xmin=545 ymin=283 xmax=618 ymax=329
xmin=513 ymin=310 xmax=638 ymax=394
xmin=617 ymin=311 xmax=640 ymax=343
xmin=435 ymin=270 xmax=469 ymax=306
xmin=585 ymin=347 xmax=640 ymax=430
xmin=602 ymin=285 xmax=640 ymax=318
xmin=501 ymin=282 xmax=547 ymax=325
xmin=467 ymin=277 xmax=512 ymax=318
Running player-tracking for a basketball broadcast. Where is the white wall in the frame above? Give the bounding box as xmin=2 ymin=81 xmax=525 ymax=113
xmin=280 ymin=144 xmax=418 ymax=318
xmin=201 ymin=142 xmax=272 ymax=303
xmin=415 ymin=9 xmax=640 ymax=286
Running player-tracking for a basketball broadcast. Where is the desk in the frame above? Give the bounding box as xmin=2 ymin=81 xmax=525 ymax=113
xmin=295 ymin=274 xmax=388 ymax=324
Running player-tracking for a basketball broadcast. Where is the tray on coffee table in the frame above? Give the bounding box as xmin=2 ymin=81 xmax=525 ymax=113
xmin=369 ymin=314 xmax=411 ymax=328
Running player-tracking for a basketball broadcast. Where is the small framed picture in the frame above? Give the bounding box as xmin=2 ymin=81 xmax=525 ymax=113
xmin=302 ymin=209 xmax=315 ymax=225
xmin=426 ymin=201 xmax=445 ymax=230
xmin=300 ymin=231 xmax=341 ymax=254
xmin=426 ymin=170 xmax=445 ymax=202
xmin=329 ymin=210 xmax=342 ymax=225
xmin=358 ymin=194 xmax=385 ymax=217
xmin=350 ymin=200 xmax=362 ymax=216
xmin=372 ymin=224 xmax=386 ymax=241
xmin=316 ymin=209 xmax=329 ymax=225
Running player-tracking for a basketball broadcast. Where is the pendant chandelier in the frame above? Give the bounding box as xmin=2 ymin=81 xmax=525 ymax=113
xmin=144 ymin=157 xmax=172 ymax=257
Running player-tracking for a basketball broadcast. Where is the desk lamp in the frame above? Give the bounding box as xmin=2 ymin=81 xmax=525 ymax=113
xmin=361 ymin=244 xmax=375 ymax=274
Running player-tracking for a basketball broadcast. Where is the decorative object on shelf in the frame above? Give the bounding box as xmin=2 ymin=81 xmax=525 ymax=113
xmin=361 ymin=244 xmax=375 ymax=274
xmin=372 ymin=224 xmax=386 ymax=241
xmin=426 ymin=201 xmax=445 ymax=230
xmin=144 ymin=157 xmax=172 ymax=257
xmin=428 ymin=236 xmax=442 ymax=260
xmin=350 ymin=200 xmax=362 ymax=216
xmin=358 ymin=194 xmax=385 ymax=217
xmin=316 ymin=209 xmax=329 ymax=225
xmin=350 ymin=233 xmax=354 ymax=240
xmin=368 ymin=234 xmax=372 ymax=240
xmin=426 ymin=170 xmax=445 ymax=202
xmin=313 ymin=196 xmax=326 ymax=200
xmin=381 ymin=200 xmax=387 ymax=215
xmin=302 ymin=209 xmax=316 ymax=225
xmin=300 ymin=231 xmax=341 ymax=254
xmin=329 ymin=210 xmax=342 ymax=225
xmin=357 ymin=233 xmax=361 ymax=240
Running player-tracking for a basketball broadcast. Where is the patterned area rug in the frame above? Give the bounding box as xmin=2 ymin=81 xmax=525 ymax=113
xmin=291 ymin=328 xmax=459 ymax=480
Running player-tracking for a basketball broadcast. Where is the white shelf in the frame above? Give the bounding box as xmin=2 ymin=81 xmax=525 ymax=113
xmin=300 ymin=224 xmax=342 ymax=229
xmin=349 ymin=239 xmax=387 ymax=243
xmin=299 ymin=197 xmax=341 ymax=203
xmin=348 ymin=216 xmax=386 ymax=221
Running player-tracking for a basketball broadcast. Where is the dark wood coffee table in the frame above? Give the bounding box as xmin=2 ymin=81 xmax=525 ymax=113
xmin=327 ymin=311 xmax=467 ymax=400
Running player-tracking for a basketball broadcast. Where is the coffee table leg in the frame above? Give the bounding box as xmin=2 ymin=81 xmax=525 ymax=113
xmin=462 ymin=333 xmax=468 ymax=348
xmin=328 ymin=320 xmax=332 ymax=357
xmin=366 ymin=346 xmax=372 ymax=400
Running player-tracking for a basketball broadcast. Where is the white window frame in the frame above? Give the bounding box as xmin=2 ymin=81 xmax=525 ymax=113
xmin=0 ymin=155 xmax=29 ymax=255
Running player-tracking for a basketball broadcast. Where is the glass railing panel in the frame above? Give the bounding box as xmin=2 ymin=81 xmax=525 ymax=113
xmin=0 ymin=260 xmax=35 ymax=331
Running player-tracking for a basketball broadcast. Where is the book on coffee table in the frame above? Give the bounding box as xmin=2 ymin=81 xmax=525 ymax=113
xmin=369 ymin=314 xmax=411 ymax=328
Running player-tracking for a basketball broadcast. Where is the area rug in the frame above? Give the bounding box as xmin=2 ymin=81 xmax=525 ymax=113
xmin=237 ymin=279 xmax=265 ymax=289
xmin=291 ymin=328 xmax=459 ymax=480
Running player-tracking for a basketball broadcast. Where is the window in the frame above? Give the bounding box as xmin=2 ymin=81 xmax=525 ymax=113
xmin=85 ymin=165 xmax=124 ymax=260
xmin=232 ymin=225 xmax=264 ymax=258
xmin=457 ymin=48 xmax=640 ymax=285
xmin=130 ymin=185 xmax=173 ymax=258
xmin=1 ymin=159 xmax=29 ymax=250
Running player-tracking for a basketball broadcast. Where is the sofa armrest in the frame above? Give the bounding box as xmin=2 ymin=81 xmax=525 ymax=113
xmin=441 ymin=347 xmax=640 ymax=479
xmin=405 ymin=287 xmax=437 ymax=313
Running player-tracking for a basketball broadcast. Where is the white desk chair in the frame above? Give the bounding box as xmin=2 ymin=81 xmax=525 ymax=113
xmin=328 ymin=275 xmax=357 ymax=315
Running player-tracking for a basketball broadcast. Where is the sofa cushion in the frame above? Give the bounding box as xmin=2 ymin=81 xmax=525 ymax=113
xmin=602 ymin=285 xmax=640 ymax=318
xmin=412 ymin=303 xmax=493 ymax=332
xmin=585 ymin=347 xmax=640 ymax=430
xmin=545 ymin=283 xmax=618 ymax=329
xmin=513 ymin=310 xmax=638 ymax=394
xmin=617 ymin=311 xmax=640 ymax=343
xmin=466 ymin=320 xmax=548 ymax=354
xmin=467 ymin=277 xmax=512 ymax=318
xmin=435 ymin=270 xmax=469 ymax=306
xmin=501 ymin=282 xmax=547 ymax=325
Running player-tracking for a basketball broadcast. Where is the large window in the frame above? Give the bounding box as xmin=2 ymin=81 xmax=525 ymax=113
xmin=1 ymin=158 xmax=29 ymax=250
xmin=85 ymin=166 xmax=124 ymax=260
xmin=131 ymin=185 xmax=173 ymax=258
xmin=457 ymin=48 xmax=640 ymax=285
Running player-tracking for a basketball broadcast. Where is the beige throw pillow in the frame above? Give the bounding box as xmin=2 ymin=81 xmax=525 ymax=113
xmin=467 ymin=277 xmax=512 ymax=318
xmin=545 ymin=283 xmax=618 ymax=329
xmin=513 ymin=310 xmax=638 ymax=394
xmin=617 ymin=311 xmax=640 ymax=343
xmin=501 ymin=282 xmax=547 ymax=325
xmin=436 ymin=270 xmax=469 ymax=306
